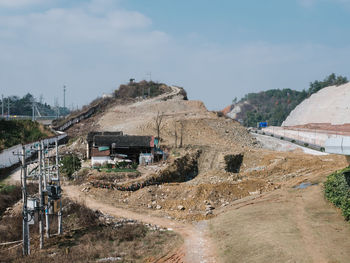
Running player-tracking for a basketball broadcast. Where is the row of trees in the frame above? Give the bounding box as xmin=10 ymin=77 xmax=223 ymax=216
xmin=0 ymin=93 xmax=70 ymax=116
xmin=0 ymin=119 xmax=52 ymax=151
xmin=235 ymin=73 xmax=349 ymax=127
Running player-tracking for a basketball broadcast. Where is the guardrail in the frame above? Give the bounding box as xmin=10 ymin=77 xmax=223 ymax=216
xmin=252 ymin=128 xmax=324 ymax=152
xmin=0 ymin=134 xmax=67 ymax=169
xmin=0 ymin=115 xmax=59 ymax=120
xmin=325 ymin=137 xmax=350 ymax=155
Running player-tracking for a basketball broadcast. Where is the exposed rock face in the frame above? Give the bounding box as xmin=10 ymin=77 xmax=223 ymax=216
xmin=89 ymin=150 xmax=201 ymax=191
xmin=283 ymin=82 xmax=350 ymax=126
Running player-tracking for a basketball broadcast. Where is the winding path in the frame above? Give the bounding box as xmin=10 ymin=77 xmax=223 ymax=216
xmin=63 ymin=184 xmax=217 ymax=263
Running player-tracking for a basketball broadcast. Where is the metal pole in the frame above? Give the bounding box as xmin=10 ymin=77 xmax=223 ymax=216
xmin=38 ymin=142 xmax=44 ymax=249
xmin=22 ymin=146 xmax=30 ymax=255
xmin=43 ymin=141 xmax=50 ymax=238
xmin=32 ymin=102 xmax=35 ymax=121
xmin=1 ymin=94 xmax=3 ymax=117
xmin=7 ymin=98 xmax=10 ymax=120
xmin=63 ymin=86 xmax=66 ymax=109
xmin=56 ymin=138 xmax=62 ymax=234
xmin=42 ymin=141 xmax=47 ymax=189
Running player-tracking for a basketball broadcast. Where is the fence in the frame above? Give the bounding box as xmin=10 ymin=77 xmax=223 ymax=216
xmin=0 ymin=134 xmax=67 ymax=169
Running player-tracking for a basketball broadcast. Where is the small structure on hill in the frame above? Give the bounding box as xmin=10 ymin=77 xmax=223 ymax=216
xmin=87 ymin=131 xmax=123 ymax=159
xmin=90 ymin=147 xmax=111 ymax=166
xmin=87 ymin=131 xmax=160 ymax=166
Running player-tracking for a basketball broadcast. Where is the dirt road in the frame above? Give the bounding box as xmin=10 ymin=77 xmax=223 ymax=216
xmin=63 ymin=184 xmax=218 ymax=263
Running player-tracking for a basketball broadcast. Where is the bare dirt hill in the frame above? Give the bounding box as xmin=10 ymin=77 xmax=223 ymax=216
xmin=98 ymin=86 xmax=256 ymax=149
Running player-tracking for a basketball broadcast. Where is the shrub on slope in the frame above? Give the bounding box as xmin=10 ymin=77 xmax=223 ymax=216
xmin=324 ymin=167 xmax=350 ymax=221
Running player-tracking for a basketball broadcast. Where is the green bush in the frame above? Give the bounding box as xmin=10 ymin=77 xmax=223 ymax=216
xmin=131 ymin=162 xmax=138 ymax=170
xmin=324 ymin=168 xmax=350 ymax=220
xmin=60 ymin=154 xmax=81 ymax=179
xmin=304 ymin=143 xmax=309 ymax=147
xmin=320 ymin=147 xmax=325 ymax=152
xmin=0 ymin=119 xmax=52 ymax=151
xmin=291 ymin=140 xmax=296 ymax=143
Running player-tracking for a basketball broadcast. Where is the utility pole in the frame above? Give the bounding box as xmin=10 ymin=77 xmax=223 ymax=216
xmin=7 ymin=98 xmax=10 ymax=120
xmin=32 ymin=101 xmax=35 ymax=121
xmin=56 ymin=138 xmax=62 ymax=234
xmin=45 ymin=142 xmax=50 ymax=238
xmin=21 ymin=146 xmax=30 ymax=255
xmin=38 ymin=142 xmax=44 ymax=249
xmin=63 ymin=86 xmax=66 ymax=109
xmin=147 ymin=72 xmax=152 ymax=81
xmin=1 ymin=94 xmax=4 ymax=118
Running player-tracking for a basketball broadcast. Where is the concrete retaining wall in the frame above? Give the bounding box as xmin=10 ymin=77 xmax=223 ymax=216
xmin=260 ymin=126 xmax=350 ymax=155
xmin=262 ymin=127 xmax=335 ymax=147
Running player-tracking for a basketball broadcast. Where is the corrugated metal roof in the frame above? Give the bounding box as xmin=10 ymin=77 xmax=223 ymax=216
xmin=87 ymin=131 xmax=123 ymax=142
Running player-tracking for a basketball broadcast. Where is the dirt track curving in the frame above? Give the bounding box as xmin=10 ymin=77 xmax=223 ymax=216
xmin=63 ymin=184 xmax=218 ymax=263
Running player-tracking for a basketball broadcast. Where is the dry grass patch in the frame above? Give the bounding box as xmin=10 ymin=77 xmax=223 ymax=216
xmin=0 ymin=198 xmax=181 ymax=263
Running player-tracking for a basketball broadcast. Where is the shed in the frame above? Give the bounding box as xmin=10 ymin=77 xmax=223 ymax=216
xmin=91 ymin=148 xmax=111 ymax=166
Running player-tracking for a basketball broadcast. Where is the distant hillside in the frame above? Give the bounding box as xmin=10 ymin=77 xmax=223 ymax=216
xmin=223 ymin=73 xmax=348 ymax=127
xmin=0 ymin=120 xmax=54 ymax=151
xmin=0 ymin=93 xmax=69 ymax=117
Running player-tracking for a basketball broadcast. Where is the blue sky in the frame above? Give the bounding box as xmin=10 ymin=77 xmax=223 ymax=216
xmin=0 ymin=0 xmax=349 ymax=110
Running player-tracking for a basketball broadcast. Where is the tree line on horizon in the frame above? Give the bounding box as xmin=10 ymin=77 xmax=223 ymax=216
xmin=0 ymin=93 xmax=70 ymax=117
xmin=232 ymin=73 xmax=349 ymax=127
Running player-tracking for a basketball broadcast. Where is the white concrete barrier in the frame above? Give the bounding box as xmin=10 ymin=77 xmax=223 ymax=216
xmin=325 ymin=136 xmax=350 ymax=155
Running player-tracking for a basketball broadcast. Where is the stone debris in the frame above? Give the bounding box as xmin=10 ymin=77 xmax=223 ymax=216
xmin=96 ymin=256 xmax=122 ymax=262
xmin=177 ymin=205 xmax=185 ymax=210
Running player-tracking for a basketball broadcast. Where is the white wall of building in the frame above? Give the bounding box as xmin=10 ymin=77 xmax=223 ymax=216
xmin=91 ymin=156 xmax=111 ymax=166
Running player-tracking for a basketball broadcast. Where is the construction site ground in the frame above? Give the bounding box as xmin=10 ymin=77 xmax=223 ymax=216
xmin=17 ymin=85 xmax=350 ymax=262
xmin=66 ymin=145 xmax=350 ymax=262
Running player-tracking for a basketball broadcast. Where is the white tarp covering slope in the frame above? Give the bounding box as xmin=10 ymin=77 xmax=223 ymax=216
xmin=283 ymin=82 xmax=350 ymax=126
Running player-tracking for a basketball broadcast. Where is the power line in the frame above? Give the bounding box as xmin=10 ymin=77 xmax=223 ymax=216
xmin=16 ymin=139 xmax=63 ymax=255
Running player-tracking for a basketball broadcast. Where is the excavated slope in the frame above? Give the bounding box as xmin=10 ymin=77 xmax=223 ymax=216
xmin=283 ymin=82 xmax=350 ymax=126
xmin=97 ymin=86 xmax=257 ymax=150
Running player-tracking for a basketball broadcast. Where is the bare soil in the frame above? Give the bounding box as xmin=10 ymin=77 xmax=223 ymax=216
xmin=209 ymin=157 xmax=350 ymax=263
xmin=63 ymin=184 xmax=217 ymax=263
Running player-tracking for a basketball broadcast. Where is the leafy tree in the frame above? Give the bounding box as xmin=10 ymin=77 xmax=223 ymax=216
xmin=60 ymin=154 xmax=81 ymax=179
xmin=0 ymin=93 xmax=70 ymax=116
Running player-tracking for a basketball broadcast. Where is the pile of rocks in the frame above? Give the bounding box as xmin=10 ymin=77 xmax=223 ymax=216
xmin=204 ymin=200 xmax=215 ymax=215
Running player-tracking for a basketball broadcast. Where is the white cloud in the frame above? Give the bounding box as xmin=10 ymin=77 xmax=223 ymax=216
xmin=0 ymin=0 xmax=171 ymax=106
xmin=0 ymin=0 xmax=47 ymax=8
